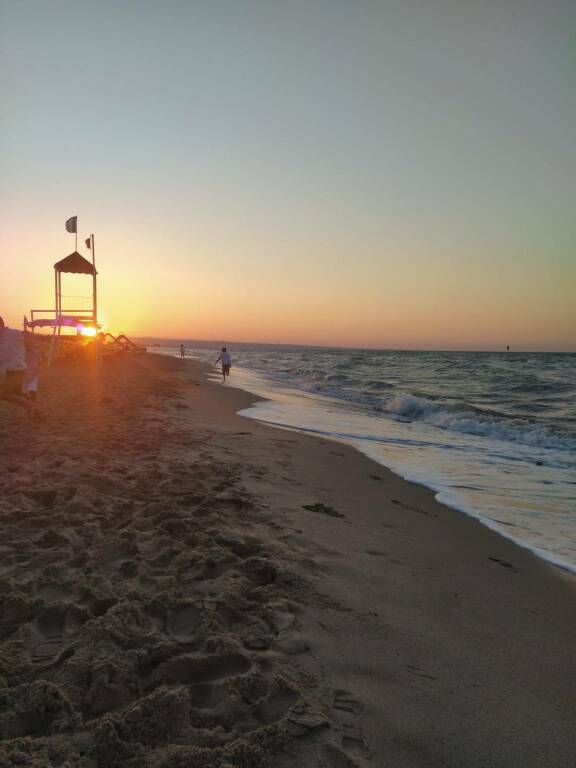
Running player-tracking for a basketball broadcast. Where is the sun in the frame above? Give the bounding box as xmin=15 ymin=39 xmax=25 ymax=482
xmin=79 ymin=326 xmax=98 ymax=337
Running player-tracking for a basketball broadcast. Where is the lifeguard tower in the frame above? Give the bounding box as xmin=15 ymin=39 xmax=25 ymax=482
xmin=25 ymin=249 xmax=98 ymax=362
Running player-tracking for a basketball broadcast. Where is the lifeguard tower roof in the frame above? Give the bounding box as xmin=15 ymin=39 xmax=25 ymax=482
xmin=54 ymin=251 xmax=97 ymax=275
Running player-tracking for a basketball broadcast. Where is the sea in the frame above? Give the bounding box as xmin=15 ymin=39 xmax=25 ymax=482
xmin=149 ymin=341 xmax=576 ymax=574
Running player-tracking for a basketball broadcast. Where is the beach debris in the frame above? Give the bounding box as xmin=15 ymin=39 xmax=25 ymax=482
xmin=391 ymin=497 xmax=438 ymax=518
xmin=488 ymin=556 xmax=518 ymax=572
xmin=405 ymin=664 xmax=437 ymax=681
xmin=302 ymin=502 xmax=344 ymax=518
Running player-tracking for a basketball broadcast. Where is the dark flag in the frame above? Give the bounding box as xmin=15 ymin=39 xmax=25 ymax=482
xmin=65 ymin=216 xmax=77 ymax=233
xmin=85 ymin=237 xmax=91 ymax=249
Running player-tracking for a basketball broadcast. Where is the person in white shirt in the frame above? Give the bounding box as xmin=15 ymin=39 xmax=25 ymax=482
xmin=215 ymin=347 xmax=232 ymax=381
xmin=0 ymin=316 xmax=40 ymax=417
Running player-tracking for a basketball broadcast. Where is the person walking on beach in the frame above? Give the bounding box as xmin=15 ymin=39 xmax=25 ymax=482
xmin=180 ymin=344 xmax=185 ymax=359
xmin=215 ymin=347 xmax=232 ymax=381
xmin=0 ymin=317 xmax=41 ymax=418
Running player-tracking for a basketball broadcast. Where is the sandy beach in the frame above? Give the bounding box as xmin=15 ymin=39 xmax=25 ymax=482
xmin=0 ymin=352 xmax=574 ymax=768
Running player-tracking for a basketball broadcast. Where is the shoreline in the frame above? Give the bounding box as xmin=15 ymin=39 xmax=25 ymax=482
xmin=193 ymin=355 xmax=576 ymax=578
xmin=1 ymin=353 xmax=575 ymax=767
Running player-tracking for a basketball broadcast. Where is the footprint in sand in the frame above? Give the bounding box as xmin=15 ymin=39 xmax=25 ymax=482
xmin=168 ymin=604 xmax=203 ymax=641
xmin=149 ymin=652 xmax=252 ymax=687
xmin=326 ymin=689 xmax=372 ymax=764
xmin=29 ymin=606 xmax=66 ymax=664
xmin=333 ymin=690 xmax=363 ymax=716
xmin=267 ymin=606 xmax=297 ymax=633
xmin=25 ymin=488 xmax=58 ymax=508
xmin=322 ymin=742 xmax=363 ymax=767
xmin=148 ymin=602 xmax=202 ymax=643
xmin=36 ymin=582 xmax=75 ymax=602
xmin=257 ymin=680 xmax=300 ymax=724
xmin=99 ymin=542 xmax=138 ymax=574
xmin=34 ymin=529 xmax=72 ymax=549
xmin=341 ymin=723 xmax=372 ymax=759
xmin=31 ymin=603 xmax=88 ymax=654
xmin=218 ymin=535 xmax=262 ymax=559
xmin=188 ymin=682 xmax=226 ymax=709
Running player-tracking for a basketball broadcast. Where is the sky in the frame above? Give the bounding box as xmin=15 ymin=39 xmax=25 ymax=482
xmin=1 ymin=0 xmax=575 ymax=351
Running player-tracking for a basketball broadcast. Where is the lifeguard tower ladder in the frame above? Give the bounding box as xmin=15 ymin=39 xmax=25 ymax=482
xmin=25 ymin=250 xmax=98 ymax=362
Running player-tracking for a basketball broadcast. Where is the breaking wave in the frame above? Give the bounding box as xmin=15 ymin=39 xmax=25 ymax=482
xmin=383 ymin=394 xmax=576 ymax=451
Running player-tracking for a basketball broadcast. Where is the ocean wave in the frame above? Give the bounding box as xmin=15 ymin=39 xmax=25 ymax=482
xmin=322 ymin=373 xmax=353 ymax=385
xmin=365 ymin=380 xmax=393 ymax=391
xmin=383 ymin=394 xmax=576 ymax=451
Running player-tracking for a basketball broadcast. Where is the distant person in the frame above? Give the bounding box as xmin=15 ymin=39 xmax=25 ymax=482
xmin=0 ymin=317 xmax=41 ymax=418
xmin=180 ymin=344 xmax=185 ymax=359
xmin=215 ymin=347 xmax=232 ymax=381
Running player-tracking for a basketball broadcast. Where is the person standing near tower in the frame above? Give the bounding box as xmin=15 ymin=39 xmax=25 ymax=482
xmin=0 ymin=317 xmax=41 ymax=417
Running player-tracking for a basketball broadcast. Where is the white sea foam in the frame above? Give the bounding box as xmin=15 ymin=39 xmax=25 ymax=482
xmin=383 ymin=394 xmax=576 ymax=451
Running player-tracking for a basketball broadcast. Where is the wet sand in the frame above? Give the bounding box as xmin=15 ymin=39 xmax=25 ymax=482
xmin=0 ymin=353 xmax=574 ymax=767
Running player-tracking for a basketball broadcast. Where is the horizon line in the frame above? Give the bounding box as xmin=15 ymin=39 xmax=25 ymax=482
xmin=134 ymin=335 xmax=575 ymax=355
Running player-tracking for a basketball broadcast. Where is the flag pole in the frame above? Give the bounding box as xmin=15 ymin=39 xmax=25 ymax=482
xmin=91 ymin=234 xmax=97 ymax=325
xmin=75 ymin=219 xmax=77 ymax=251
xmin=91 ymin=233 xmax=102 ymax=366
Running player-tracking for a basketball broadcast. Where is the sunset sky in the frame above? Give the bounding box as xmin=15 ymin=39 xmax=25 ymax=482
xmin=1 ymin=0 xmax=575 ymax=350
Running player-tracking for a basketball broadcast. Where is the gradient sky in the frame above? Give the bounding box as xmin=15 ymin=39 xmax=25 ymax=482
xmin=1 ymin=0 xmax=575 ymax=350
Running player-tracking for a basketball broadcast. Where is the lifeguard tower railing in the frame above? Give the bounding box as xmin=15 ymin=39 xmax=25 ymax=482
xmin=29 ymin=299 xmax=96 ymax=331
